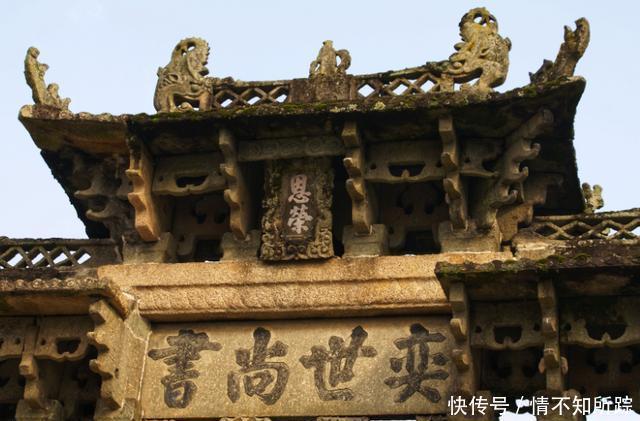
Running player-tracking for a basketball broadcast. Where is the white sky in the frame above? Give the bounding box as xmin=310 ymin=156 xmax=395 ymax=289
xmin=0 ymin=2 xmax=639 ymax=420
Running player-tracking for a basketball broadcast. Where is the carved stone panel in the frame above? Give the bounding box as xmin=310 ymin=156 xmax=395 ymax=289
xmin=153 ymin=153 xmax=226 ymax=196
xmin=141 ymin=317 xmax=453 ymax=418
xmin=261 ymin=158 xmax=334 ymax=261
xmin=238 ymin=137 xmax=345 ymax=162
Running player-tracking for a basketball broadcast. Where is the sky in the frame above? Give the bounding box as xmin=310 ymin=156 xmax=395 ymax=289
xmin=0 ymin=2 xmax=639 ymax=420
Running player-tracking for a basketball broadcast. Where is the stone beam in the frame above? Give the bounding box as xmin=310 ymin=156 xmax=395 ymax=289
xmin=98 ymin=252 xmax=510 ymax=321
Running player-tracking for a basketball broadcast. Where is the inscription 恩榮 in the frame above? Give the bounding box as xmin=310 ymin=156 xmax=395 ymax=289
xmin=260 ymin=158 xmax=334 ymax=260
xmin=286 ymin=174 xmax=314 ymax=238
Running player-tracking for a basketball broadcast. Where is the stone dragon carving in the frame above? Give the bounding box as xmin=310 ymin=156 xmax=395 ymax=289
xmin=530 ymin=18 xmax=590 ymax=83
xmin=428 ymin=7 xmax=511 ymax=93
xmin=154 ymin=37 xmax=213 ymax=112
xmin=24 ymin=47 xmax=70 ymax=110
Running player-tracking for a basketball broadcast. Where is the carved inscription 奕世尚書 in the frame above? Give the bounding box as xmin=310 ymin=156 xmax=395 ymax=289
xmin=148 ymin=329 xmax=221 ymax=408
xmin=384 ymin=324 xmax=449 ymax=403
xmin=227 ymin=327 xmax=289 ymax=405
xmin=142 ymin=318 xmax=453 ymax=417
xmin=300 ymin=326 xmax=378 ymax=401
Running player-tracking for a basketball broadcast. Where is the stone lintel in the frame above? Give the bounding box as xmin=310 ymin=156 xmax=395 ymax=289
xmin=98 ymin=252 xmax=510 ymax=321
xmin=0 ymin=276 xmax=131 ymax=318
xmin=436 ymin=241 xmax=640 ymax=301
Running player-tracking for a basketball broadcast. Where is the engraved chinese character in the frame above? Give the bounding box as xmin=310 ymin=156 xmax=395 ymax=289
xmin=384 ymin=323 xmax=449 ymax=403
xmin=286 ymin=174 xmax=314 ymax=235
xmin=148 ymin=329 xmax=221 ymax=408
xmin=287 ymin=174 xmax=311 ymax=204
xmin=300 ymin=326 xmax=377 ymax=401
xmin=288 ymin=204 xmax=313 ymax=234
xmin=227 ymin=327 xmax=289 ymax=405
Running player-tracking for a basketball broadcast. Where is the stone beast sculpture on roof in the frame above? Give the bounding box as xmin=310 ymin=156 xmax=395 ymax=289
xmin=428 ymin=7 xmax=511 ymax=93
xmin=154 ymin=37 xmax=213 ymax=112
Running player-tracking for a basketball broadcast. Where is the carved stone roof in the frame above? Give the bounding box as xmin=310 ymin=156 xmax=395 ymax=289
xmin=21 ymin=76 xmax=586 ymax=237
xmin=17 ymin=9 xmax=595 ymax=260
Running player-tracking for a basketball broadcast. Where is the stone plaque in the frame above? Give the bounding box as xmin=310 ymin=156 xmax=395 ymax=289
xmin=142 ymin=317 xmax=453 ymax=418
xmin=260 ymin=157 xmax=334 ymax=260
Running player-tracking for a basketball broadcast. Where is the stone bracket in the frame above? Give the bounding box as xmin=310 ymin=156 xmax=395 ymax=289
xmin=152 ymin=152 xmax=226 ymax=196
xmin=123 ymin=232 xmax=177 ymax=264
xmin=475 ymin=108 xmax=552 ymax=229
xmin=15 ymin=399 xmax=63 ymax=421
xmin=561 ymin=296 xmax=640 ymax=347
xmin=33 ymin=317 xmax=93 ymax=362
xmin=537 ymin=279 xmax=567 ymax=394
xmin=342 ymin=224 xmax=388 ymax=257
xmin=219 ymin=128 xmax=252 ymax=241
xmin=126 ymin=137 xmax=169 ymax=241
xmin=437 ymin=220 xmax=501 ymax=253
xmin=448 ymin=282 xmax=476 ymax=397
xmin=342 ymin=120 xmax=374 ymax=236
xmin=11 ymin=316 xmax=94 ymax=418
xmin=439 ymin=114 xmax=468 ymax=230
xmin=19 ymin=325 xmax=47 ymax=410
xmin=470 ymin=301 xmax=543 ymax=350
xmin=221 ymin=229 xmax=261 ymax=261
xmin=88 ymin=300 xmax=150 ymax=419
xmin=73 ymin=155 xmax=133 ymax=241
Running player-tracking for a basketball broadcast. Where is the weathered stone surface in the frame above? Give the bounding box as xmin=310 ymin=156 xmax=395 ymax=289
xmin=437 ymin=221 xmax=502 ymax=253
xmin=98 ymin=252 xmax=510 ymax=321
xmin=9 ymin=8 xmax=640 ymax=420
xmin=436 ymin=241 xmax=640 ymax=301
xmin=19 ymin=76 xmax=588 ymax=248
xmin=309 ymin=41 xmax=351 ymax=78
xmin=530 ymin=18 xmax=590 ymax=84
xmin=428 ymin=7 xmax=511 ymax=93
xmin=581 ymin=182 xmax=603 ymax=213
xmin=142 ymin=317 xmax=453 ymax=418
xmin=123 ymin=232 xmax=176 ymax=264
xmin=261 ymin=158 xmax=334 ymax=261
xmin=89 ymin=300 xmax=150 ymax=420
xmin=342 ymin=224 xmax=389 ymax=257
xmin=24 ymin=47 xmax=70 ymax=111
xmin=154 ymin=38 xmax=213 ymax=112
xmin=221 ymin=230 xmax=261 ymax=261
xmin=0 ymin=276 xmax=130 ymax=318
